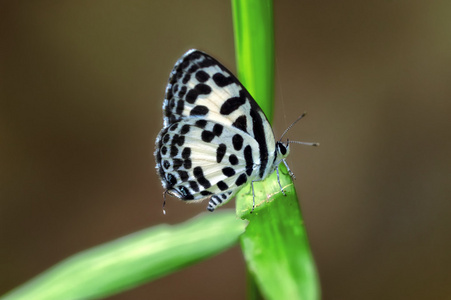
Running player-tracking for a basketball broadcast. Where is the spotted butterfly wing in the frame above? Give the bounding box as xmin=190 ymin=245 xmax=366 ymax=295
xmin=155 ymin=50 xmax=289 ymax=211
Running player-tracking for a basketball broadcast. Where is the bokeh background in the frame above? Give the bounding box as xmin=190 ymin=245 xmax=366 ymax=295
xmin=1 ymin=1 xmax=451 ymax=299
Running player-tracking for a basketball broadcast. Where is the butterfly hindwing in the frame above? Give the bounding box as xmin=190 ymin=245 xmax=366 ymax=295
xmin=157 ymin=119 xmax=261 ymax=211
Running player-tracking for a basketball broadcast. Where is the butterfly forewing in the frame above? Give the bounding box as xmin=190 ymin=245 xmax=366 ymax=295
xmin=156 ymin=49 xmax=279 ymax=211
xmin=164 ymin=51 xmax=272 ymax=138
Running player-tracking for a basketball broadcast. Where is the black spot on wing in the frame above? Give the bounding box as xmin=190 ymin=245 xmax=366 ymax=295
xmin=198 ymin=57 xmax=216 ymax=68
xmin=190 ymin=105 xmax=209 ymax=116
xmin=163 ymin=134 xmax=170 ymax=144
xmin=178 ymin=170 xmax=189 ymax=182
xmin=220 ymin=90 xmax=246 ymax=115
xmin=188 ymin=65 xmax=199 ymax=74
xmin=229 ymin=154 xmax=238 ymax=165
xmin=161 ymin=146 xmax=167 ymax=155
xmin=193 ymin=166 xmax=211 ymax=189
xmin=201 ymin=130 xmax=215 ymax=142
xmin=185 ymin=89 xmax=198 ymax=104
xmin=172 ymin=159 xmax=183 ymax=170
xmin=232 ymin=134 xmax=244 ymax=151
xmin=169 ymin=115 xmax=177 ymax=124
xmin=201 ymin=190 xmax=213 ymax=196
xmin=249 ymin=109 xmax=269 ymax=178
xmin=168 ymin=99 xmax=175 ymax=110
xmin=172 ymin=134 xmax=185 ymax=147
xmin=184 ymin=159 xmax=192 ymax=169
xmin=216 ymin=144 xmax=226 ymax=163
xmin=182 ymin=147 xmax=191 ymax=159
xmin=212 ymin=72 xmax=234 ymax=87
xmin=195 ymin=119 xmax=207 ymax=128
xmin=235 ymin=174 xmax=247 ymax=186
xmin=222 ymin=167 xmax=236 ymax=177
xmin=176 ymin=100 xmax=184 ymax=115
xmin=180 ymin=124 xmax=190 ymax=135
xmin=196 ymin=83 xmax=212 ymax=95
xmin=232 ymin=115 xmax=247 ymax=133
xmin=163 ymin=160 xmax=170 ymax=169
xmin=212 ymin=124 xmax=223 ymax=137
xmin=182 ymin=73 xmax=191 ymax=84
xmin=156 ymin=128 xmax=170 ymax=181
xmin=167 ymin=173 xmax=177 ymax=186
xmin=196 ymin=70 xmax=210 ymax=82
xmin=170 ymin=146 xmax=178 ymax=157
xmin=179 ymin=86 xmax=187 ymax=98
xmin=166 ymin=85 xmax=173 ymax=100
xmin=182 ymin=148 xmax=192 ymax=169
xmin=217 ymin=181 xmax=229 ymax=191
xmin=244 ymin=145 xmax=253 ymax=176
xmin=190 ymin=52 xmax=202 ymax=60
xmin=189 ymin=180 xmax=199 ymax=192
xmin=180 ymin=60 xmax=189 ymax=70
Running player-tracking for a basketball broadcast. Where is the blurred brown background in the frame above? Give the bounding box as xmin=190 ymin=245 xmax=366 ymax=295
xmin=1 ymin=1 xmax=451 ymax=299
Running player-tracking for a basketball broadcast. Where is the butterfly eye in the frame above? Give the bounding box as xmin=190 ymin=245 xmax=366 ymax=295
xmin=277 ymin=142 xmax=287 ymax=156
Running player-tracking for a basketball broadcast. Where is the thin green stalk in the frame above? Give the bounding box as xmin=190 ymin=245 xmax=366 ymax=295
xmin=231 ymin=1 xmax=321 ymax=299
xmin=232 ymin=0 xmax=275 ymax=121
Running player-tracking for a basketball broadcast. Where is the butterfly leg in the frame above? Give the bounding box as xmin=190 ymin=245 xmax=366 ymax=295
xmin=251 ymin=180 xmax=257 ymax=213
xmin=283 ymin=159 xmax=296 ymax=180
xmin=276 ymin=166 xmax=287 ymax=196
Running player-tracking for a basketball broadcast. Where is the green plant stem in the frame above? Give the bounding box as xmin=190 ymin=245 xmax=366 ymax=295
xmin=231 ymin=0 xmax=321 ymax=299
xmin=232 ymin=0 xmax=274 ymax=121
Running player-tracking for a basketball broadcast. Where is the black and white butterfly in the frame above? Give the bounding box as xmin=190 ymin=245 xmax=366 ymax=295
xmin=155 ymin=50 xmax=314 ymax=212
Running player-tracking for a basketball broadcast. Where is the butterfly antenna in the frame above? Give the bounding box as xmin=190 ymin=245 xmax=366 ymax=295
xmin=288 ymin=140 xmax=320 ymax=147
xmin=279 ymin=112 xmax=307 ymax=142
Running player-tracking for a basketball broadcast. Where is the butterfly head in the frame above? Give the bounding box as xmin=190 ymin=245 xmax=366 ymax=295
xmin=275 ymin=141 xmax=290 ymax=162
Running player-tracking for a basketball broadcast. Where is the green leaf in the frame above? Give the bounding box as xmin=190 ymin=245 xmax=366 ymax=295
xmin=237 ymin=165 xmax=320 ymax=300
xmin=1 ymin=210 xmax=246 ymax=300
xmin=231 ymin=0 xmax=321 ymax=299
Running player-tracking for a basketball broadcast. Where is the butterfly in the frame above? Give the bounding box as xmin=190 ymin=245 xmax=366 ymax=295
xmin=155 ymin=49 xmax=315 ymax=212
